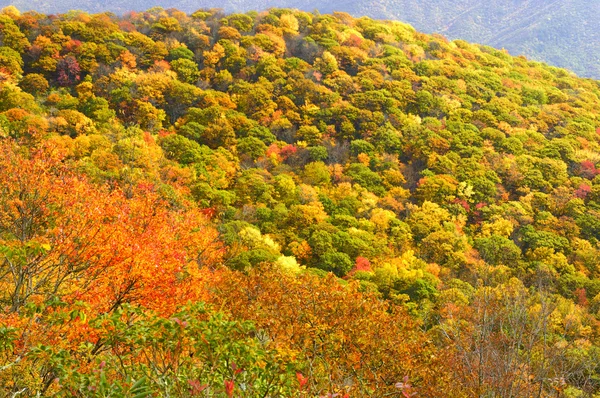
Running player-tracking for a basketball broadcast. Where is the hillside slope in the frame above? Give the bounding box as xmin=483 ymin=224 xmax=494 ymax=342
xmin=1 ymin=0 xmax=599 ymax=78
xmin=1 ymin=6 xmax=600 ymax=396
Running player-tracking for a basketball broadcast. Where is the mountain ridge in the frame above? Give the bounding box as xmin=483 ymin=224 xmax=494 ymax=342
xmin=3 ymin=0 xmax=600 ymax=79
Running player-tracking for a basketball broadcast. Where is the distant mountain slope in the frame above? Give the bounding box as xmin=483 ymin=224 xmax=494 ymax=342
xmin=315 ymin=0 xmax=600 ymax=79
xmin=1 ymin=0 xmax=598 ymax=79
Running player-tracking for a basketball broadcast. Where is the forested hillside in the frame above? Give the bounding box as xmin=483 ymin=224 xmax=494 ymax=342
xmin=2 ymin=0 xmax=599 ymax=79
xmin=356 ymin=0 xmax=600 ymax=80
xmin=1 ymin=6 xmax=600 ymax=397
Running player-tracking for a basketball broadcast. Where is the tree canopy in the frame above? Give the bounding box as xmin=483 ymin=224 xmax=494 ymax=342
xmin=1 ymin=6 xmax=600 ymax=397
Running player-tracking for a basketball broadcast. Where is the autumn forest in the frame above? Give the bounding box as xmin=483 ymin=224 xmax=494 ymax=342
xmin=0 ymin=5 xmax=600 ymax=397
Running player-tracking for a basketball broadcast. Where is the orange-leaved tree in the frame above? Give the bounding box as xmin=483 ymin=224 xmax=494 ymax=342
xmin=207 ymin=265 xmax=455 ymax=397
xmin=0 ymin=139 xmax=223 ymax=394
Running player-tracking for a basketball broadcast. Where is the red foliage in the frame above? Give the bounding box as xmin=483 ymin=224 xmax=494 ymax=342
xmin=280 ymin=144 xmax=298 ymax=159
xmin=64 ymin=39 xmax=82 ymax=53
xmin=575 ymin=288 xmax=589 ymax=307
xmin=200 ymin=207 xmax=218 ymax=218
xmin=452 ymin=198 xmax=471 ymax=212
xmin=574 ymin=183 xmax=592 ymax=199
xmin=118 ymin=20 xmax=137 ymax=32
xmin=353 ymin=256 xmax=372 ymax=273
xmin=579 ymin=160 xmax=599 ymax=179
xmin=266 ymin=143 xmax=281 ymax=161
xmin=57 ymin=56 xmax=81 ymax=86
xmin=224 ymin=380 xmax=234 ymax=397
xmin=296 ymin=372 xmax=308 ymax=389
xmin=188 ymin=380 xmax=208 ymax=395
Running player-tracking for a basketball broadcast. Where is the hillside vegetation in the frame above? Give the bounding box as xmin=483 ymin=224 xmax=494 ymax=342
xmin=1 ymin=6 xmax=600 ymax=397
xmin=2 ymin=0 xmax=599 ymax=79
xmin=333 ymin=0 xmax=600 ymax=79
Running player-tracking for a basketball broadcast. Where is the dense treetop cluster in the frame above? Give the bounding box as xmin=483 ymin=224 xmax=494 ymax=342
xmin=1 ymin=6 xmax=600 ymax=397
